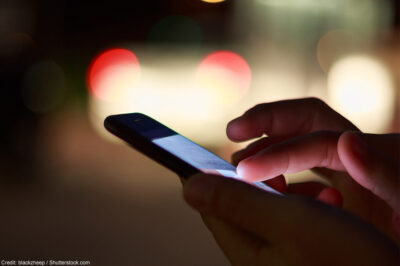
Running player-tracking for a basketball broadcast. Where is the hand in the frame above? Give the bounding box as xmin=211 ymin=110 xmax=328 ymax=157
xmin=227 ymin=98 xmax=400 ymax=239
xmin=183 ymin=174 xmax=399 ymax=266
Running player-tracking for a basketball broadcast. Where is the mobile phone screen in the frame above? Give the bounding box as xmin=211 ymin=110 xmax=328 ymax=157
xmin=143 ymin=128 xmax=280 ymax=195
xmin=152 ymin=134 xmax=238 ymax=178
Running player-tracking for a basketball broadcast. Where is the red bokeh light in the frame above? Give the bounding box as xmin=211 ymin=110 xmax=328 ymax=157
xmin=197 ymin=50 xmax=252 ymax=97
xmin=87 ymin=48 xmax=140 ymax=101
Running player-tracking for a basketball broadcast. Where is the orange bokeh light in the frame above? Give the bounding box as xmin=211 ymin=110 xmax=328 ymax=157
xmin=196 ymin=50 xmax=251 ymax=104
xmin=87 ymin=48 xmax=140 ymax=101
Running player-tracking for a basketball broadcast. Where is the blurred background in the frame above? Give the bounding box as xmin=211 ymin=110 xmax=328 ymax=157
xmin=1 ymin=0 xmax=399 ymax=265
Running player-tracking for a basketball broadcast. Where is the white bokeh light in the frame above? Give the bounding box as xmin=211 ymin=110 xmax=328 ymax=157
xmin=327 ymin=55 xmax=395 ymax=133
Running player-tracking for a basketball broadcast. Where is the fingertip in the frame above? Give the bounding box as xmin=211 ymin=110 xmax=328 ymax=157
xmin=236 ymin=162 xmax=246 ymax=179
xmin=236 ymin=158 xmax=261 ymax=182
xmin=317 ymin=187 xmax=343 ymax=208
xmin=236 ymin=160 xmax=250 ymax=180
xmin=337 ymin=131 xmax=352 ymax=152
xmin=338 ymin=131 xmax=365 ymax=160
xmin=227 ymin=117 xmax=262 ymax=142
xmin=338 ymin=131 xmax=369 ymax=186
xmin=226 ymin=118 xmax=244 ymax=142
xmin=338 ymin=132 xmax=361 ymax=166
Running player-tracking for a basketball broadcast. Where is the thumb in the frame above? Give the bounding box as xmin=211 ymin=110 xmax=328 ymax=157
xmin=338 ymin=131 xmax=400 ymax=213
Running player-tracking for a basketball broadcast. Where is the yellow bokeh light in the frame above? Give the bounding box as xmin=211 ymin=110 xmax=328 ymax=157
xmin=327 ymin=55 xmax=395 ymax=133
xmin=93 ymin=64 xmax=141 ymax=102
xmin=196 ymin=51 xmax=251 ymax=106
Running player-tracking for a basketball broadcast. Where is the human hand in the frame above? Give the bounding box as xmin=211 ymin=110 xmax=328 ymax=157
xmin=227 ymin=98 xmax=400 ymax=239
xmin=183 ymin=174 xmax=399 ymax=266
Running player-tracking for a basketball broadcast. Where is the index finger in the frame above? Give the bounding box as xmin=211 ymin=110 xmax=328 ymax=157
xmin=227 ymin=98 xmax=358 ymax=142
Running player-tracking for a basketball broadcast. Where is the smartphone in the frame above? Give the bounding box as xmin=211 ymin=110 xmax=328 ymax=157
xmin=104 ymin=113 xmax=281 ymax=194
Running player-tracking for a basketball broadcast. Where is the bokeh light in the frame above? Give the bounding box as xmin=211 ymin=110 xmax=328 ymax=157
xmin=89 ymin=68 xmax=225 ymax=145
xmin=196 ymin=50 xmax=251 ymax=105
xmin=327 ymin=55 xmax=395 ymax=133
xmin=21 ymin=61 xmax=66 ymax=114
xmin=87 ymin=48 xmax=253 ymax=145
xmin=87 ymin=48 xmax=141 ymax=102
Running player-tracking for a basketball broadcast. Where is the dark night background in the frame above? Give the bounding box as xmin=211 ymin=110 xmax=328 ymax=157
xmin=0 ymin=1 xmax=399 ymax=265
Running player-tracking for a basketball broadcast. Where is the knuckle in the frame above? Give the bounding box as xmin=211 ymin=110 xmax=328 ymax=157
xmin=307 ymin=97 xmax=326 ymax=108
xmin=246 ymin=103 xmax=267 ymax=115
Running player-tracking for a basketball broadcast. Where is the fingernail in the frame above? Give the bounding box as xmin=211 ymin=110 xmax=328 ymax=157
xmin=184 ymin=175 xmax=215 ymax=209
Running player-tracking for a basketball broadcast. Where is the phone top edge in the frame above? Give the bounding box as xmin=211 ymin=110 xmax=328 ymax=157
xmin=105 ymin=113 xmax=178 ymax=138
xmin=104 ymin=112 xmax=149 ymax=127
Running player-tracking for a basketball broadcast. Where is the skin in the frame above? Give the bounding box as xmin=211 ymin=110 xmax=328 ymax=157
xmin=182 ymin=98 xmax=400 ymax=265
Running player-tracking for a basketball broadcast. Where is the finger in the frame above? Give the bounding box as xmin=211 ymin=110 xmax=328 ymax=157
xmin=231 ymin=136 xmax=289 ymax=165
xmin=236 ymin=134 xmax=400 ymax=179
xmin=227 ymin=97 xmax=358 ymax=142
xmin=237 ymin=131 xmax=345 ymax=182
xmin=317 ymin=188 xmax=343 ymax=207
xmin=338 ymin=131 xmax=400 ymax=214
xmin=200 ymin=215 xmax=264 ymax=265
xmin=287 ymin=182 xmax=342 ymax=207
xmin=311 ymin=134 xmax=400 ymax=182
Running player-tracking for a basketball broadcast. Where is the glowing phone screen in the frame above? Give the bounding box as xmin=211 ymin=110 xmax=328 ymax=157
xmin=148 ymin=132 xmax=281 ymax=195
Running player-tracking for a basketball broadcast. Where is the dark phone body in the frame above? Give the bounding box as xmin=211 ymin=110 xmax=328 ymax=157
xmin=104 ymin=113 xmax=201 ymax=178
